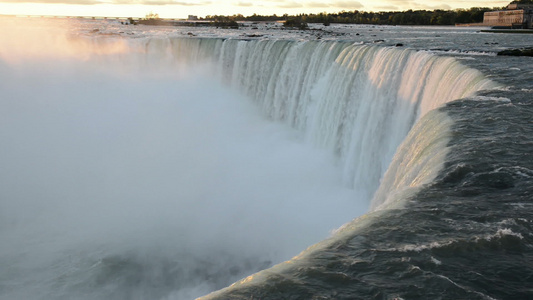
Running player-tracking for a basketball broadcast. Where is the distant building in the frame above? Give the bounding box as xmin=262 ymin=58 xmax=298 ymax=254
xmin=188 ymin=15 xmax=198 ymax=21
xmin=484 ymin=3 xmax=533 ymax=28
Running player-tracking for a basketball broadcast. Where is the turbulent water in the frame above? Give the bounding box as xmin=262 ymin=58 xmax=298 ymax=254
xmin=0 ymin=18 xmax=532 ymax=300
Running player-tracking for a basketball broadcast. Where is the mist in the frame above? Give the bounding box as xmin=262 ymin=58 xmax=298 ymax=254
xmin=0 ymin=22 xmax=364 ymax=299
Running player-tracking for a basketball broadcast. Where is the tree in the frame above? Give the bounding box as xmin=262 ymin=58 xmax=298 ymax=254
xmin=145 ymin=11 xmax=159 ymax=20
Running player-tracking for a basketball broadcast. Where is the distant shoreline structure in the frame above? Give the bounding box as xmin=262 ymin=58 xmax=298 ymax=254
xmin=482 ymin=2 xmax=533 ymax=29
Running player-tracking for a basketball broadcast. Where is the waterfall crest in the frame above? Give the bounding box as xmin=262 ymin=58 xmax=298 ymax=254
xmin=143 ymin=38 xmax=495 ymax=201
xmin=88 ymin=36 xmax=496 ymax=203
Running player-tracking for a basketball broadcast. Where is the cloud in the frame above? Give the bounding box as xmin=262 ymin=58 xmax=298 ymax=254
xmin=361 ymin=0 xmax=453 ymax=11
xmin=0 ymin=0 xmax=211 ymax=5
xmin=374 ymin=5 xmax=400 ymax=11
xmin=110 ymin=0 xmax=211 ymax=5
xmin=410 ymin=2 xmax=452 ymax=10
xmin=166 ymin=0 xmax=212 ymax=5
xmin=333 ymin=1 xmax=363 ymax=9
xmin=0 ymin=0 xmax=102 ymax=4
xmin=298 ymin=0 xmax=364 ymax=10
xmin=306 ymin=2 xmax=330 ymax=8
xmin=276 ymin=1 xmax=303 ymax=9
xmin=235 ymin=1 xmax=253 ymax=7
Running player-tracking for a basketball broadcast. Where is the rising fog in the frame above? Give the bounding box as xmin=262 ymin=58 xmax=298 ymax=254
xmin=0 ymin=18 xmax=364 ymax=299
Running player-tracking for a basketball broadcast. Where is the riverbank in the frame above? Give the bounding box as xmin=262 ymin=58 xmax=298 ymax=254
xmin=481 ymin=29 xmax=533 ymax=34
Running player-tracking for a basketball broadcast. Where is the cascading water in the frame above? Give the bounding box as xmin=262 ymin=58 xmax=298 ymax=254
xmin=149 ymin=38 xmax=496 ymax=200
xmin=84 ymin=36 xmax=496 ymax=205
xmin=3 ymin=19 xmax=519 ymax=300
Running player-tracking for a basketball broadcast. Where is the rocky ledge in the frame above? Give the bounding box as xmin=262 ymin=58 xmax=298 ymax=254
xmin=497 ymin=47 xmax=533 ymax=57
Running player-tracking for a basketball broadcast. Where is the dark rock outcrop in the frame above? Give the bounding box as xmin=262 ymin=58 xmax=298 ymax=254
xmin=497 ymin=47 xmax=533 ymax=57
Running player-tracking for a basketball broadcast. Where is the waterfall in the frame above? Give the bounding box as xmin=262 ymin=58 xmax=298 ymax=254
xmin=1 ymin=23 xmax=504 ymax=300
xmin=135 ymin=38 xmax=495 ymax=201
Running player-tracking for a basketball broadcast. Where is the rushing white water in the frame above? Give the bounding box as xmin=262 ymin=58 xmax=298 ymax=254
xmin=369 ymin=109 xmax=455 ymax=210
xmin=0 ymin=20 xmax=498 ymax=300
xmin=157 ymin=38 xmax=496 ymax=200
xmin=99 ymin=37 xmax=495 ymax=200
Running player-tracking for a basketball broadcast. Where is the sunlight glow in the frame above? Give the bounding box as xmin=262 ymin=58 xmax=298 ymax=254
xmin=0 ymin=0 xmax=510 ymax=19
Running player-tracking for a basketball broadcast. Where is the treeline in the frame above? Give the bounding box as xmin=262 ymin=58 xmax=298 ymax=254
xmin=204 ymin=7 xmax=502 ymax=26
xmin=302 ymin=8 xmax=493 ymax=25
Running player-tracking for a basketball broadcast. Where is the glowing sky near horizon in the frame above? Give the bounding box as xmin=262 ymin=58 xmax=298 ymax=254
xmin=0 ymin=0 xmax=509 ymax=18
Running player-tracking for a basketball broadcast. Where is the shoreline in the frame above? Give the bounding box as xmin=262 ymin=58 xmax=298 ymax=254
xmin=481 ymin=29 xmax=533 ymax=34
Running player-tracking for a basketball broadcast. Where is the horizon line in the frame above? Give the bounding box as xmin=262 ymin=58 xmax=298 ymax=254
xmin=0 ymin=5 xmax=504 ymax=21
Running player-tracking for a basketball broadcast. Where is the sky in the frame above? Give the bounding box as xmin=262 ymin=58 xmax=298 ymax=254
xmin=0 ymin=0 xmax=509 ymax=19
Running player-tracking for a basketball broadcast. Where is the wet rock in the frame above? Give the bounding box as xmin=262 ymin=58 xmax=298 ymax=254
xmin=497 ymin=47 xmax=533 ymax=57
